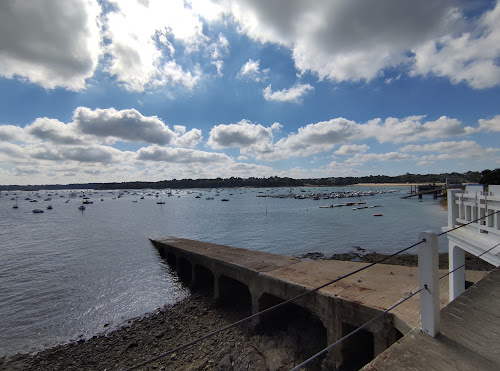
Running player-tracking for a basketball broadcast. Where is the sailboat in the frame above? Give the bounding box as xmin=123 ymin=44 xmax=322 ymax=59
xmin=157 ymin=182 xmax=165 ymax=204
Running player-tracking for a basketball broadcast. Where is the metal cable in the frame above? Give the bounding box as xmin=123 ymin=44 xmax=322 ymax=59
xmin=126 ymin=208 xmax=499 ymax=370
xmin=289 ymin=286 xmax=426 ymax=371
xmin=124 ymin=239 xmax=425 ymax=370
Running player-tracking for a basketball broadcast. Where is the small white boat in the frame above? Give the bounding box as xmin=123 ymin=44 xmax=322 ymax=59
xmin=32 ymin=209 xmax=44 ymax=213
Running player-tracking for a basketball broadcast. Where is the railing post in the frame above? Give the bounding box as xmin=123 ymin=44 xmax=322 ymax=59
xmin=418 ymin=231 xmax=440 ymax=337
xmin=447 ymin=189 xmax=461 ymax=229
xmin=448 ymin=243 xmax=465 ymax=302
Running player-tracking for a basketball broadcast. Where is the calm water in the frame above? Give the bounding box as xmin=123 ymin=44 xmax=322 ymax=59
xmin=0 ymin=186 xmax=447 ymax=357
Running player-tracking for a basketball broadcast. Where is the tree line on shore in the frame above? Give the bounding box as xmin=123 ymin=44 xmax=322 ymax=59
xmin=2 ymin=169 xmax=499 ymax=191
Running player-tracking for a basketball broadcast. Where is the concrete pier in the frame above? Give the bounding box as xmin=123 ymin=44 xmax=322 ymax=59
xmin=150 ymin=237 xmax=488 ymax=369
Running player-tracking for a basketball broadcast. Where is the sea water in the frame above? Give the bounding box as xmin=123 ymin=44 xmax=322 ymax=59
xmin=0 ymin=186 xmax=447 ymax=357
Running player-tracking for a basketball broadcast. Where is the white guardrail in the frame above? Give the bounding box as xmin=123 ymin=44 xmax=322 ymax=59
xmin=448 ymin=185 xmax=500 ymax=238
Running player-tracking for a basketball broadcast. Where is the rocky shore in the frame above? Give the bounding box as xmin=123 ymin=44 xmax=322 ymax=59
xmin=302 ymin=249 xmax=495 ymax=271
xmin=1 ymin=292 xmax=325 ymax=371
xmin=1 ymin=252 xmax=494 ymax=371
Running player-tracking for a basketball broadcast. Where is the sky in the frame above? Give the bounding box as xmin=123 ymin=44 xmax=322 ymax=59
xmin=1 ymin=0 xmax=500 ymax=185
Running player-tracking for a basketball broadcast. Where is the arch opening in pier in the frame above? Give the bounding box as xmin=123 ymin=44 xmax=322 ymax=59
xmin=193 ymin=265 xmax=214 ymax=295
xmin=340 ymin=322 xmax=374 ymax=370
xmin=217 ymin=275 xmax=251 ymax=314
xmin=177 ymin=257 xmax=192 ymax=284
xmin=257 ymin=293 xmax=327 ymax=368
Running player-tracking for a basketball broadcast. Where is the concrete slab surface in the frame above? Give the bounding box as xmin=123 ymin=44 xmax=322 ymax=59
xmin=153 ymin=237 xmax=300 ymax=273
xmin=263 ymin=259 xmax=487 ymax=329
xmin=364 ymin=266 xmax=500 ymax=370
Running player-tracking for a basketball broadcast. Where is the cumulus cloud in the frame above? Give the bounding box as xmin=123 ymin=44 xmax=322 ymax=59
xmin=0 ymin=142 xmax=26 ymax=160
xmin=73 ymin=107 xmax=175 ymax=145
xmin=262 ymin=118 xmax=360 ymax=160
xmin=263 ymin=83 xmax=314 ymax=103
xmin=399 ymin=140 xmax=483 ymax=153
xmin=0 ymin=0 xmax=102 ymax=91
xmin=360 ymin=115 xmax=466 ymax=143
xmin=478 ymin=115 xmax=500 ymax=132
xmin=137 ymin=145 xmax=231 ymax=163
xmin=207 ymin=0 xmax=500 ymax=89
xmin=104 ymin=0 xmax=208 ymax=92
xmin=208 ymin=119 xmax=280 ymax=151
xmin=26 ymin=118 xmax=83 ymax=145
xmin=334 ymin=144 xmax=370 ymax=155
xmin=411 ymin=1 xmax=500 ymax=89
xmin=209 ymin=33 xmax=230 ymax=60
xmin=345 ymin=152 xmax=415 ymax=165
xmin=216 ymin=0 xmax=460 ymax=83
xmin=237 ymin=59 xmax=268 ymax=82
xmin=172 ymin=126 xmax=203 ymax=148
xmin=0 ymin=125 xmax=28 ymax=142
xmin=212 ymin=60 xmax=224 ymax=76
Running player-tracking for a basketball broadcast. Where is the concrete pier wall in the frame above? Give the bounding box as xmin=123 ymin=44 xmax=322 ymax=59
xmin=150 ymin=237 xmax=406 ymax=368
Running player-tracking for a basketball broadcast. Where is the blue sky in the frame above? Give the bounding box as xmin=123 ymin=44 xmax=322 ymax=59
xmin=0 ymin=0 xmax=499 ymax=185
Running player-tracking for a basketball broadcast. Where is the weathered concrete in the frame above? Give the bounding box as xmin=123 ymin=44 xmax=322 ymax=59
xmin=150 ymin=237 xmax=488 ymax=369
xmin=364 ymin=265 xmax=500 ymax=370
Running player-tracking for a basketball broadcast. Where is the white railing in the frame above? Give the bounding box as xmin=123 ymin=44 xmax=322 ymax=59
xmin=448 ymin=186 xmax=500 ymax=238
xmin=446 ymin=185 xmax=500 ymax=301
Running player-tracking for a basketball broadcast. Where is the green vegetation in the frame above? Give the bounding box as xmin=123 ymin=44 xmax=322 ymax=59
xmin=2 ymin=169 xmax=498 ymax=191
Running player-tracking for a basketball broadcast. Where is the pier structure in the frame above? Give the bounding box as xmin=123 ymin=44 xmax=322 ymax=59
xmin=445 ymin=185 xmax=500 ymax=301
xmin=401 ymin=184 xmax=454 ymax=199
xmin=150 ymin=237 xmax=487 ymax=368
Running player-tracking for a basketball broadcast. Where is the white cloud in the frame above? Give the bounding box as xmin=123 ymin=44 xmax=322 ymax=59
xmin=335 ymin=144 xmax=369 ymax=155
xmin=411 ymin=1 xmax=500 ymax=89
xmin=137 ymin=145 xmax=231 ymax=163
xmin=478 ymin=115 xmax=500 ymax=132
xmin=104 ymin=0 xmax=208 ymax=92
xmin=208 ymin=119 xmax=279 ymax=150
xmin=345 ymin=152 xmax=415 ymax=165
xmin=154 ymin=61 xmax=201 ymax=90
xmin=216 ymin=0 xmax=461 ymax=83
xmin=262 ymin=118 xmax=360 ymax=160
xmin=212 ymin=60 xmax=224 ymax=76
xmin=361 ymin=115 xmax=466 ymax=143
xmin=0 ymin=0 xmax=102 ymax=91
xmin=26 ymin=118 xmax=83 ymax=145
xmin=0 ymin=142 xmax=26 ymax=160
xmin=172 ymin=127 xmax=203 ymax=148
xmin=400 ymin=140 xmax=499 ymax=165
xmin=73 ymin=107 xmax=176 ymax=145
xmin=399 ymin=140 xmax=483 ymax=153
xmin=263 ymin=83 xmax=314 ymax=103
xmin=0 ymin=125 xmax=29 ymax=142
xmin=209 ymin=33 xmax=230 ymax=60
xmin=237 ymin=59 xmax=268 ymax=82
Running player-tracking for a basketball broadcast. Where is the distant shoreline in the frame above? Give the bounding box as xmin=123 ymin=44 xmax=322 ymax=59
xmin=353 ymin=183 xmax=445 ymax=187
